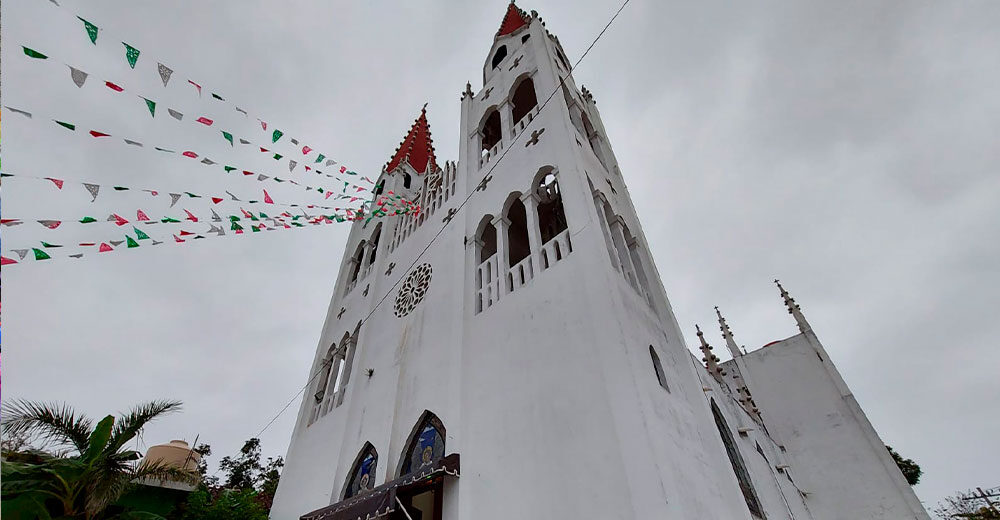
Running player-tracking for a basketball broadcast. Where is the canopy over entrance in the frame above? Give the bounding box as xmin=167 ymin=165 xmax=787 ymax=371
xmin=300 ymin=454 xmax=460 ymax=520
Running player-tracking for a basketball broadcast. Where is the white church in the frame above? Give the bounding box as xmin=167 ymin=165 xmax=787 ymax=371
xmin=269 ymin=4 xmax=930 ymax=519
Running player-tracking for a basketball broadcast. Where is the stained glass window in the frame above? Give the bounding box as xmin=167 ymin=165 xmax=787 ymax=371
xmin=344 ymin=444 xmax=377 ymax=499
xmin=401 ymin=413 xmax=445 ymax=476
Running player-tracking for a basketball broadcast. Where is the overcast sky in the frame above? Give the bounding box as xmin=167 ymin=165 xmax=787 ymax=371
xmin=3 ymin=0 xmax=998 ymax=512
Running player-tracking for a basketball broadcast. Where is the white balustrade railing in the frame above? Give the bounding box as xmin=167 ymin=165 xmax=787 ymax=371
xmin=507 ymin=255 xmax=534 ymax=292
xmin=510 ymin=106 xmax=540 ymax=138
xmin=479 ymin=141 xmax=503 ymax=169
xmin=476 ymin=255 xmax=501 ymax=313
xmin=539 ymin=229 xmax=573 ymax=271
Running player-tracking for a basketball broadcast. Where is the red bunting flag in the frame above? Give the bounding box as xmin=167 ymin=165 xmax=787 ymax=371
xmin=340 ymin=166 xmax=347 ymax=173
xmin=241 ymin=208 xmax=254 ymax=218
xmin=211 ymin=197 xmax=223 ymax=204
xmin=113 ymin=214 xmax=129 ymax=226
xmin=179 ymin=230 xmax=194 ymax=236
xmin=38 ymin=220 xmax=62 ymax=229
xmin=302 ymin=146 xmax=312 ymax=155
xmin=242 ymin=170 xmax=253 ymax=176
xmin=90 ymin=130 xmax=110 ymax=137
xmin=259 ymin=147 xmax=268 ymax=153
xmin=188 ymin=79 xmax=202 ymax=95
xmin=259 ymin=120 xmax=267 ymax=130
xmin=1 ymin=256 xmax=17 ymax=265
xmin=173 ymin=234 xmax=185 ymax=242
xmin=325 ymin=191 xmax=334 ymax=199
xmin=184 ymin=209 xmax=198 ymax=222
xmin=45 ymin=177 xmax=64 ymax=189
xmin=105 ymin=81 xmax=124 ymax=92
xmin=196 ymin=116 xmax=213 ymax=126
xmin=182 ymin=151 xmax=198 ymax=158
xmin=136 ymin=209 xmax=150 ymax=221
xmin=305 ymin=166 xmax=312 ymax=172
xmin=99 ymin=242 xmax=113 ymax=252
xmin=355 ymin=186 xmax=366 ymax=192
xmin=263 ymin=190 xmax=274 ymax=204
xmin=80 ymin=242 xmax=96 ymax=247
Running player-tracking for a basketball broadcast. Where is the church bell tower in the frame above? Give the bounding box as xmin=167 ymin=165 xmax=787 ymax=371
xmin=270 ymin=4 xmax=928 ymax=520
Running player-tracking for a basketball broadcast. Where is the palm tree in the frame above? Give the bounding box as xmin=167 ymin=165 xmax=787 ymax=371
xmin=1 ymin=399 xmax=198 ymax=519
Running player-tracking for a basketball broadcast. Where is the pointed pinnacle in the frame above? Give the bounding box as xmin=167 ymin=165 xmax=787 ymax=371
xmin=775 ymin=279 xmax=812 ymax=334
xmin=715 ymin=306 xmax=743 ymax=358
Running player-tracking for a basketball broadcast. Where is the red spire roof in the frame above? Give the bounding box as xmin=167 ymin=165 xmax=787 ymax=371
xmin=496 ymin=3 xmax=530 ymax=38
xmin=384 ymin=105 xmax=439 ymax=175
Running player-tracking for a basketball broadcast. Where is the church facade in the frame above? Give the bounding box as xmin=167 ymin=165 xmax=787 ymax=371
xmin=269 ymin=5 xmax=929 ymax=519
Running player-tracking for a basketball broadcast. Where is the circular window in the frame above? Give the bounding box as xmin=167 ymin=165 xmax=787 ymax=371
xmin=394 ymin=263 xmax=433 ymax=317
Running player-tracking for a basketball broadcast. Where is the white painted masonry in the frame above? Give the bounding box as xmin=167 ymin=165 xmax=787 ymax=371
xmin=269 ymin=5 xmax=930 ymax=519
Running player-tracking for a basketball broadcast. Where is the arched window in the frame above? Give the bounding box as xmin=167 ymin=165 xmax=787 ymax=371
xmin=368 ymin=224 xmax=382 ymax=266
xmin=521 ymin=33 xmax=530 ymax=43
xmin=348 ymin=241 xmax=366 ymax=283
xmin=535 ymin=171 xmax=568 ymax=244
xmin=399 ymin=412 xmax=446 ymax=476
xmin=505 ymin=196 xmax=530 ymax=267
xmin=649 ymin=346 xmax=669 ymax=392
xmin=313 ymin=345 xmax=337 ymax=403
xmin=491 ymin=45 xmax=508 ymax=69
xmin=403 ymin=172 xmax=412 ymax=190
xmin=711 ymin=399 xmax=764 ymax=518
xmin=511 ymin=77 xmax=538 ymax=125
xmin=478 ymin=219 xmax=497 ymax=264
xmin=623 ymin=224 xmax=651 ymax=300
xmin=374 ymin=180 xmax=385 ymax=196
xmin=343 ymin=443 xmax=378 ymax=499
xmin=481 ymin=109 xmax=502 ymax=153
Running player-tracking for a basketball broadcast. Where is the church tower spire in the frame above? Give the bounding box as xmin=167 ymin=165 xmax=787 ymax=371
xmin=715 ymin=306 xmax=744 ymax=359
xmin=696 ymin=324 xmax=726 ymax=381
xmin=775 ymin=279 xmax=812 ymax=334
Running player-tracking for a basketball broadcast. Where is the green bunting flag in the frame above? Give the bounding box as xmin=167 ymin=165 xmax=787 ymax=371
xmin=123 ymin=42 xmax=140 ymax=69
xmin=315 ymin=154 xmax=326 ymax=164
xmin=23 ymin=47 xmax=48 ymax=59
xmin=32 ymin=248 xmax=51 ymax=260
xmin=224 ymin=165 xmax=236 ymax=172
xmin=126 ymin=236 xmax=140 ymax=248
xmin=161 ymin=217 xmax=180 ymax=223
xmin=273 ymin=153 xmax=283 ymax=160
xmin=212 ymin=93 xmax=224 ymax=101
xmin=272 ymin=129 xmax=283 ymax=143
xmin=143 ymin=98 xmax=156 ymax=117
xmin=55 ymin=120 xmax=76 ymax=131
xmin=222 ymin=131 xmax=234 ymax=146
xmin=231 ymin=222 xmax=243 ymax=231
xmin=134 ymin=227 xmax=150 ymax=240
xmin=79 ymin=216 xmax=97 ymax=223
xmin=78 ymin=17 xmax=99 ymax=44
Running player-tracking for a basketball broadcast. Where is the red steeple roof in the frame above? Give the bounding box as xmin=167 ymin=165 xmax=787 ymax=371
xmin=496 ymin=3 xmax=530 ymax=38
xmin=384 ymin=105 xmax=439 ymax=175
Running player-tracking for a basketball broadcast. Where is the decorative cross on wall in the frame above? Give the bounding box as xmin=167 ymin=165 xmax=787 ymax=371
xmin=337 ymin=307 xmax=346 ymax=319
xmin=363 ymin=284 xmax=370 ymax=297
xmin=605 ymin=178 xmax=618 ymax=195
xmin=443 ymin=208 xmax=457 ymax=224
xmin=525 ymin=128 xmax=545 ymax=147
xmin=385 ymin=262 xmax=396 ymax=276
xmin=481 ymin=87 xmax=493 ymax=101
xmin=508 ymin=55 xmax=523 ymax=71
xmin=476 ymin=175 xmax=493 ymax=192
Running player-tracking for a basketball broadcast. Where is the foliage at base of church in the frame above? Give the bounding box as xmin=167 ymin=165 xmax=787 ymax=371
xmin=886 ymin=445 xmax=922 ymax=486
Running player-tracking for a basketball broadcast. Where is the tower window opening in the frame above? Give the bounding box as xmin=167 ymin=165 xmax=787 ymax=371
xmin=481 ymin=109 xmax=502 ymax=153
xmin=711 ymin=399 xmax=765 ymax=518
xmin=522 ymin=34 xmax=530 ymax=43
xmin=403 ymin=172 xmax=412 ymax=189
xmin=313 ymin=345 xmax=337 ymax=403
xmin=536 ymin=173 xmax=568 ymax=244
xmin=374 ymin=180 xmax=385 ymax=196
xmin=399 ymin=412 xmax=446 ymax=476
xmin=511 ymin=77 xmax=538 ymax=125
xmin=649 ymin=345 xmax=670 ymax=392
xmin=368 ymin=225 xmax=381 ymax=266
xmin=506 ymin=197 xmax=531 ymax=267
xmin=478 ymin=220 xmax=498 ymax=264
xmin=492 ymin=45 xmax=508 ymax=69
xmin=343 ymin=443 xmax=378 ymax=499
xmin=555 ymin=47 xmax=570 ymax=70
xmin=348 ymin=241 xmax=366 ymax=284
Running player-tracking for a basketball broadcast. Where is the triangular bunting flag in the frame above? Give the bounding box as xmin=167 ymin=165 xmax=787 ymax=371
xmin=236 ymin=106 xmax=248 ymax=116
xmin=272 ymin=129 xmax=283 ymax=143
xmin=126 ymin=236 xmax=140 ymax=248
xmin=211 ymin=197 xmax=223 ymax=204
xmin=134 ymin=227 xmax=150 ymax=240
xmin=5 ymin=106 xmax=32 ymax=118
xmin=226 ymin=190 xmax=240 ymax=200
xmin=184 ymin=209 xmax=199 ymax=222
xmin=1 ymin=256 xmax=17 ymax=266
xmin=110 ymin=240 xmax=124 ymax=247
xmin=196 ymin=116 xmax=213 ymax=126
xmin=222 ymin=131 xmax=234 ymax=146
xmin=161 ymin=217 xmax=180 ymax=223
xmin=143 ymin=98 xmax=156 ymax=117
xmin=188 ymin=79 xmax=202 ymax=95
xmin=182 ymin=151 xmax=198 ymax=158
xmin=273 ymin=153 xmax=283 ymax=160
xmin=38 ymin=220 xmax=61 ymax=229
xmin=169 ymin=193 xmax=182 ymax=207
xmin=302 ymin=145 xmax=312 ymax=155
xmin=79 ymin=216 xmax=97 ymax=223
xmin=78 ymin=17 xmax=99 ymax=44
xmin=13 ymin=249 xmax=30 ymax=260
xmin=259 ymin=120 xmax=267 ymax=130
xmin=212 ymin=93 xmax=224 ymax=101
xmin=32 ymin=248 xmax=51 ymax=260
xmin=224 ymin=166 xmax=236 ymax=173
xmin=158 ymin=63 xmax=173 ymax=86
xmin=264 ymin=190 xmax=274 ymax=204
xmin=45 ymin=177 xmax=64 ymax=189
xmin=23 ymin=47 xmax=48 ymax=59
xmin=105 ymin=80 xmax=125 ymax=92
xmin=69 ymin=254 xmax=84 ymax=259
xmin=291 ymin=138 xmax=300 ymax=145
xmin=211 ymin=208 xmax=222 ymax=222
xmin=123 ymin=42 xmax=140 ymax=69
xmin=239 ymin=138 xmax=250 ymax=145
xmin=315 ymin=154 xmax=326 ymax=163
xmin=69 ymin=66 xmax=88 ymax=87
xmin=90 ymin=130 xmax=110 ymax=138
xmin=124 ymin=139 xmax=143 ymax=146
xmin=41 ymin=241 xmax=64 ymax=249
xmin=288 ymin=160 xmax=297 ymax=172
xmin=168 ymin=108 xmax=183 ymax=120
xmin=137 ymin=210 xmax=150 ymax=221
xmin=201 ymin=158 xmax=217 ymax=165
xmin=257 ymin=174 xmax=269 ymax=181
xmin=84 ymin=183 xmax=100 ymax=201
xmin=99 ymin=242 xmax=114 ymax=252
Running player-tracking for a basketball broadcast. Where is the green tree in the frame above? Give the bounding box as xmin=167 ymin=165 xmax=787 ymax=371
xmin=171 ymin=437 xmax=283 ymax=519
xmin=180 ymin=488 xmax=267 ymax=520
xmin=1 ymin=399 xmax=197 ymax=519
xmin=933 ymin=489 xmax=1000 ymax=519
xmin=886 ymin=445 xmax=922 ymax=486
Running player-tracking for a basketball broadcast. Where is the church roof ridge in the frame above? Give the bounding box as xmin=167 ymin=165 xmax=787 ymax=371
xmin=384 ymin=104 xmax=439 ymax=175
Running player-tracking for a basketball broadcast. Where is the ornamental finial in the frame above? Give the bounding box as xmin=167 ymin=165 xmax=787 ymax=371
xmin=715 ymin=306 xmax=744 ymax=358
xmin=775 ymin=279 xmax=812 ymax=334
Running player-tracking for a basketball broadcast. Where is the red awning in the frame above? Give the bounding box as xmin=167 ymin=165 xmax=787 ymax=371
xmin=300 ymin=454 xmax=460 ymax=520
